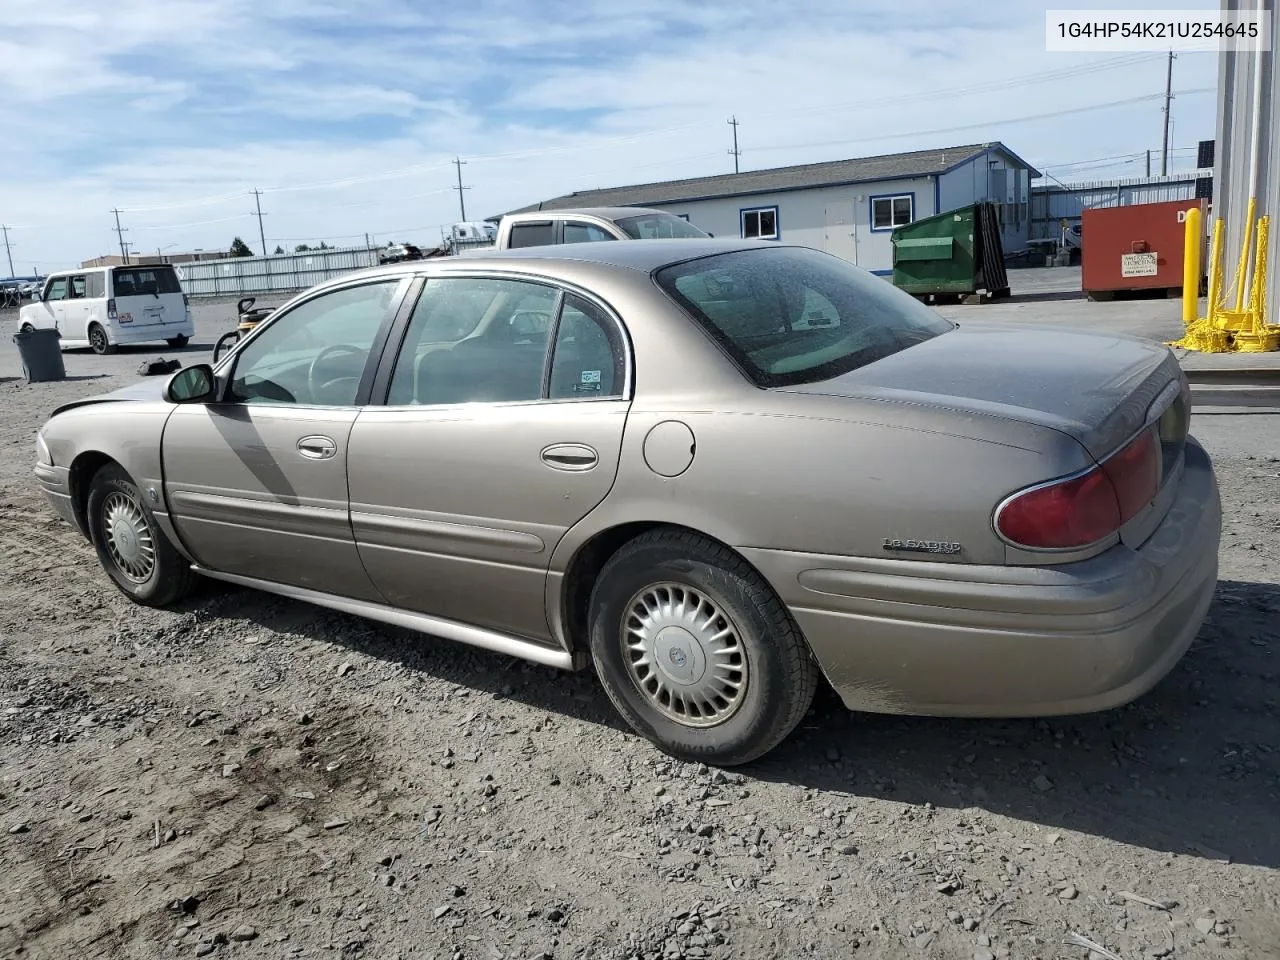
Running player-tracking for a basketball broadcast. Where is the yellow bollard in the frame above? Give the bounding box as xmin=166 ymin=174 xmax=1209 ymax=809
xmin=1233 ymin=197 xmax=1257 ymax=313
xmin=1182 ymin=205 xmax=1202 ymax=326
xmin=1208 ymin=217 xmax=1225 ymax=320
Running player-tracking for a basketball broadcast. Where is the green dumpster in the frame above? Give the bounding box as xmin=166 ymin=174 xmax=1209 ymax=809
xmin=890 ymin=201 xmax=1011 ymax=302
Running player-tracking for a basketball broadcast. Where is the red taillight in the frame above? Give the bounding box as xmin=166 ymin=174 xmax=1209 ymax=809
xmin=107 ymin=298 xmax=117 ymax=319
xmin=996 ymin=427 xmax=1160 ymax=550
xmin=1102 ymin=428 xmax=1159 ymax=520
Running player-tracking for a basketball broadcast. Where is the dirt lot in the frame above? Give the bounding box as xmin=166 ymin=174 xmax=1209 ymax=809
xmin=1 ymin=293 xmax=1279 ymax=960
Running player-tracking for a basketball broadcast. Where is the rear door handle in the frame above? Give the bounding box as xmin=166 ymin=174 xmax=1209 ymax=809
xmin=297 ymin=435 xmax=337 ymax=460
xmin=540 ymin=443 xmax=598 ymax=471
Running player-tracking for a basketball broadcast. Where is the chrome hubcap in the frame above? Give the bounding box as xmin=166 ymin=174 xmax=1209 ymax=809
xmin=91 ymin=328 xmax=106 ymax=350
xmin=622 ymin=582 xmax=747 ymax=727
xmin=102 ymin=492 xmax=155 ymax=582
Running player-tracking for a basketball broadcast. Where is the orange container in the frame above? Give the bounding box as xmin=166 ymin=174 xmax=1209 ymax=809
xmin=1081 ymin=198 xmax=1206 ymax=298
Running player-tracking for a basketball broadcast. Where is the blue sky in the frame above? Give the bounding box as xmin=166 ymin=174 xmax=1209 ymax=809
xmin=0 ymin=0 xmax=1219 ymax=273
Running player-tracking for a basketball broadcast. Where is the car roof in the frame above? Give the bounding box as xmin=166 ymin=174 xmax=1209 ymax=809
xmin=365 ymin=237 xmax=784 ymax=278
xmin=504 ymin=206 xmax=683 ymax=221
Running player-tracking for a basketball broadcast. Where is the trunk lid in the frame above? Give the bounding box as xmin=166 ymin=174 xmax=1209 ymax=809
xmin=777 ymin=321 xmax=1183 ymax=460
xmin=110 ymin=265 xmax=186 ymax=328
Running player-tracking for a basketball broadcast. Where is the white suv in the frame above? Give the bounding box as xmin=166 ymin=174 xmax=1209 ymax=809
xmin=19 ymin=264 xmax=196 ymax=355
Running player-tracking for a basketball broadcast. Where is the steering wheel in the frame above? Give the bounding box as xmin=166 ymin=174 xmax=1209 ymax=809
xmin=307 ymin=343 xmax=367 ymax=403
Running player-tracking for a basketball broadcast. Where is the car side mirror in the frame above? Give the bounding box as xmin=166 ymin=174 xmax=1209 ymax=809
xmin=166 ymin=363 xmax=217 ymax=404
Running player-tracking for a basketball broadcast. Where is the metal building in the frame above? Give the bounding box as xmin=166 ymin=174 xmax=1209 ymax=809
xmin=1029 ymin=171 xmax=1212 ymax=242
xmin=498 ymin=142 xmax=1039 ymax=275
xmin=1212 ymin=0 xmax=1278 ymax=322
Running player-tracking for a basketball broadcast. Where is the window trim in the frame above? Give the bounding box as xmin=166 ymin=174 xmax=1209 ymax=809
xmin=869 ymin=192 xmax=915 ymax=233
xmin=371 ymin=269 xmax=635 ymax=409
xmin=739 ymin=205 xmax=779 ymax=241
xmin=212 ymin=274 xmax=414 ymax=409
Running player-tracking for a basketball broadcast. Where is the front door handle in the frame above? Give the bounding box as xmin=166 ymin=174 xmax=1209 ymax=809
xmin=540 ymin=443 xmax=598 ymax=471
xmin=297 ymin=435 xmax=337 ymax=460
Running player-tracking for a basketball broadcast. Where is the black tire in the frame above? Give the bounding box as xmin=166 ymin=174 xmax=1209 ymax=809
xmin=86 ymin=463 xmax=196 ymax=607
xmin=88 ymin=323 xmax=116 ymax=355
xmin=587 ymin=529 xmax=819 ymax=766
xmin=19 ymin=322 xmax=34 ymax=334
xmin=167 ymin=335 xmax=189 ymax=348
xmin=212 ymin=331 xmax=239 ymax=362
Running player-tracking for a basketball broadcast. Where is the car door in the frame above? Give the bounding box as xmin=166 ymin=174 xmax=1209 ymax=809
xmin=162 ymin=276 xmax=412 ymax=600
xmin=63 ymin=274 xmax=91 ymax=340
xmin=38 ymin=276 xmax=69 ymax=332
xmin=347 ymin=275 xmax=632 ymax=643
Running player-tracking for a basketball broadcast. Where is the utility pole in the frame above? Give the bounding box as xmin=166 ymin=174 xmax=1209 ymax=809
xmin=727 ymin=115 xmax=741 ymax=174
xmin=453 ymin=157 xmax=469 ymax=221
xmin=1 ymin=225 xmax=14 ymax=278
xmin=1146 ymin=149 xmax=1151 ymax=177
xmin=251 ymin=189 xmax=269 ymax=257
xmin=1161 ymin=50 xmax=1176 ymax=176
xmin=111 ymin=209 xmax=129 ymax=264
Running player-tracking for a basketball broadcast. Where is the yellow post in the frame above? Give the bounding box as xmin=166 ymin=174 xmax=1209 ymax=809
xmin=1233 ymin=196 xmax=1257 ymax=313
xmin=1207 ymin=217 xmax=1225 ymax=320
xmin=1182 ymin=205 xmax=1202 ymax=326
xmin=1252 ymin=215 xmax=1269 ymax=333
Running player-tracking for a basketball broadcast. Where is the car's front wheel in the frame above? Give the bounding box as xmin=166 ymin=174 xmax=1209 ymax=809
xmin=19 ymin=322 xmax=34 ymax=334
xmin=86 ymin=463 xmax=196 ymax=606
xmin=167 ymin=335 xmax=189 ymax=348
xmin=588 ymin=529 xmax=819 ymax=766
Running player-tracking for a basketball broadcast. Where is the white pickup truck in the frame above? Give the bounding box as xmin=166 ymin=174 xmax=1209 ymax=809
xmin=491 ymin=206 xmax=711 ymax=249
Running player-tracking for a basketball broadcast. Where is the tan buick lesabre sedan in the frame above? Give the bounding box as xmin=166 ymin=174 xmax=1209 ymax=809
xmin=33 ymin=239 xmax=1222 ymax=765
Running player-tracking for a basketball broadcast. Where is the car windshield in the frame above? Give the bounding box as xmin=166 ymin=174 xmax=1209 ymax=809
xmin=654 ymin=246 xmax=954 ymax=387
xmin=112 ymin=266 xmax=182 ymax=296
xmin=613 ymin=213 xmax=709 ymax=239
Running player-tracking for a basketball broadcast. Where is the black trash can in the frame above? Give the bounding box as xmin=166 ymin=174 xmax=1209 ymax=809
xmin=12 ymin=327 xmax=66 ymax=383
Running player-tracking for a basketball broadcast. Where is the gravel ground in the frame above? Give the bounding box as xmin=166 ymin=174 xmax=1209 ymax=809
xmin=1 ymin=295 xmax=1279 ymax=960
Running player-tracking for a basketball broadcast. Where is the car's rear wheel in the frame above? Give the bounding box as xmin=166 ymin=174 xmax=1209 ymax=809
xmin=167 ymin=334 xmax=189 ymax=348
xmin=88 ymin=323 xmax=116 ymax=355
xmin=588 ymin=529 xmax=819 ymax=766
xmin=86 ymin=463 xmax=196 ymax=606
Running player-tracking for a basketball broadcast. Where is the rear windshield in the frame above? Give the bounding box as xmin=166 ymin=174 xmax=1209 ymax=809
xmin=654 ymin=246 xmax=954 ymax=387
xmin=614 ymin=213 xmax=708 ymax=239
xmin=112 ymin=266 xmax=182 ymax=296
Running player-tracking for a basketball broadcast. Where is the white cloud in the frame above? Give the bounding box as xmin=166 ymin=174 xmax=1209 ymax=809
xmin=0 ymin=0 xmax=1220 ymax=272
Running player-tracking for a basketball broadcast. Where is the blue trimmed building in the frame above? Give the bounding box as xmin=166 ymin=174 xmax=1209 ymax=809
xmin=500 ymin=142 xmax=1038 ymax=275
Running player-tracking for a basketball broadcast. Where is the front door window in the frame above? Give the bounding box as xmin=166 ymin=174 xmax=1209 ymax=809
xmin=44 ymin=278 xmax=68 ymax=301
xmin=226 ymin=280 xmax=404 ymax=406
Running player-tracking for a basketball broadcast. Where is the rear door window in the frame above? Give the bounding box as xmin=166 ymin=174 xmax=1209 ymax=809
xmin=562 ymin=222 xmax=617 ymax=244
xmin=68 ymin=275 xmax=88 ymax=299
xmin=112 ymin=266 xmax=182 ymax=297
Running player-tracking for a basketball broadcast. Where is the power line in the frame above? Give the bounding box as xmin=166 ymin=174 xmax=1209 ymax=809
xmin=452 ymin=157 xmax=469 ymax=221
xmin=111 ymin=209 xmax=129 ymax=265
xmin=728 ymin=115 xmax=741 ymax=174
xmin=749 ymin=88 xmax=1214 ymax=157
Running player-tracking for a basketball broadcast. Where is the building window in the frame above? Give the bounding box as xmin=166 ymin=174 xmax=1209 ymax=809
xmin=740 ymin=206 xmax=779 ymax=240
xmin=870 ymin=194 xmax=913 ymax=231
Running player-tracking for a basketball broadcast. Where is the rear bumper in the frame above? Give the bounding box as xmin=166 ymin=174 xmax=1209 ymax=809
xmin=742 ymin=437 xmax=1222 ymax=717
xmin=114 ymin=314 xmax=194 ymax=344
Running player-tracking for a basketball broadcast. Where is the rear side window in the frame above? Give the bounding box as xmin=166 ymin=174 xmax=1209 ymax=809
xmin=112 ymin=266 xmax=182 ymax=296
xmin=655 ymin=246 xmax=954 ymax=387
xmin=548 ymin=295 xmax=625 ymax=399
xmin=508 ymin=222 xmax=555 ymax=248
xmin=86 ymin=273 xmax=105 ymax=299
xmin=562 ymin=222 xmax=616 ymax=244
